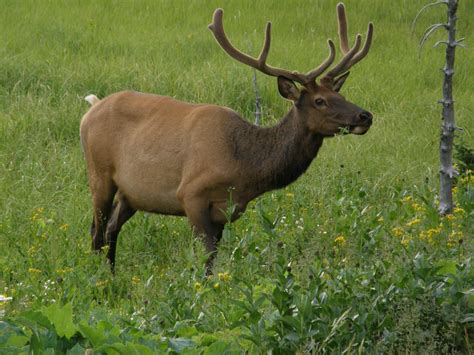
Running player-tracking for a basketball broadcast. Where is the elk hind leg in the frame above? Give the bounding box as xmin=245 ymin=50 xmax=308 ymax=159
xmin=90 ymin=176 xmax=117 ymax=253
xmin=105 ymin=192 xmax=136 ymax=269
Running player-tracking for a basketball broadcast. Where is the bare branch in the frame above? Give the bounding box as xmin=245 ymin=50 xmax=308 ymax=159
xmin=433 ymin=40 xmax=449 ymax=47
xmin=419 ymin=23 xmax=447 ymax=51
xmin=411 ymin=0 xmax=448 ymax=33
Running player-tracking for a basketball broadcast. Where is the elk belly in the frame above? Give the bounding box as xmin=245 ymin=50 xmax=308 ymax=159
xmin=113 ymin=163 xmax=185 ymax=216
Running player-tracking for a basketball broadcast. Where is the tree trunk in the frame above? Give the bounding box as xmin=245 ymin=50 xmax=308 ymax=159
xmin=438 ymin=0 xmax=458 ymax=215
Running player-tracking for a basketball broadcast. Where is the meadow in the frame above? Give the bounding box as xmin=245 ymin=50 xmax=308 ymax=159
xmin=0 ymin=0 xmax=473 ymax=353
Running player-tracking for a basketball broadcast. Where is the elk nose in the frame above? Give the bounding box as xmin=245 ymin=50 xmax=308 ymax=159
xmin=359 ymin=111 xmax=373 ymax=125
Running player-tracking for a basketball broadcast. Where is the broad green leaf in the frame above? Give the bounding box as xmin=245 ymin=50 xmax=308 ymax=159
xmin=436 ymin=260 xmax=457 ymax=276
xmin=68 ymin=343 xmax=88 ymax=355
xmin=96 ymin=342 xmax=156 ymax=355
xmin=203 ymin=340 xmax=230 ymax=355
xmin=180 ymin=349 xmax=202 ymax=355
xmin=0 ymin=321 xmax=28 ymax=348
xmin=79 ymin=321 xmax=106 ymax=347
xmin=468 ymin=294 xmax=474 ymax=308
xmin=283 ymin=332 xmax=300 ymax=343
xmin=281 ymin=315 xmax=301 ymax=329
xmin=200 ymin=333 xmax=218 ymax=346
xmin=41 ymin=303 xmax=77 ymax=339
xmin=168 ymin=337 xmax=196 ymax=352
xmin=20 ymin=310 xmax=52 ymax=330
xmin=177 ymin=326 xmax=198 ymax=338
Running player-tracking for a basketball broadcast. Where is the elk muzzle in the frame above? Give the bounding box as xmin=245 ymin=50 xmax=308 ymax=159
xmin=349 ymin=110 xmax=372 ymax=135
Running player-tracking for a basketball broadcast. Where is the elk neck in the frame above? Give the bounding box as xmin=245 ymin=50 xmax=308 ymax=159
xmin=229 ymin=106 xmax=324 ymax=196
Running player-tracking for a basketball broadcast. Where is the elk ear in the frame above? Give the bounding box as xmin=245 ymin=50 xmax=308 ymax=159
xmin=277 ymin=76 xmax=300 ymax=101
xmin=332 ymin=72 xmax=350 ymax=92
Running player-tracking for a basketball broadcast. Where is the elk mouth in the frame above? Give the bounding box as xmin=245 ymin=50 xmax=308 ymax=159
xmin=336 ymin=124 xmax=371 ymax=135
xmin=348 ymin=124 xmax=371 ymax=135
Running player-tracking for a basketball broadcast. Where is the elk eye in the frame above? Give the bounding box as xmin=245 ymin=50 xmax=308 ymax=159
xmin=314 ymin=98 xmax=326 ymax=107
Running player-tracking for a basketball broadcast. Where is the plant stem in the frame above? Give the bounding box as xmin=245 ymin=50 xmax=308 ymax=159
xmin=253 ymin=69 xmax=262 ymax=125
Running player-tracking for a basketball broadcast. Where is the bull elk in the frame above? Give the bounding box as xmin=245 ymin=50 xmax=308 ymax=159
xmin=80 ymin=3 xmax=374 ymax=273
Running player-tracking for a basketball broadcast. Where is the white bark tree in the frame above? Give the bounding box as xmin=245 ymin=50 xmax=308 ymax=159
xmin=414 ymin=0 xmax=465 ymax=215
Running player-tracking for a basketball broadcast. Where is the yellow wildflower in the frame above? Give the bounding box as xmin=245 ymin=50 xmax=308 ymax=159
xmin=334 ymin=235 xmax=346 ymax=246
xmin=95 ymin=280 xmax=109 ymax=287
xmin=460 ymin=173 xmax=474 ymax=185
xmin=392 ymin=227 xmax=404 ymax=237
xmin=452 ymin=186 xmax=459 ymax=195
xmin=321 ymin=272 xmax=331 ymax=280
xmin=31 ymin=208 xmax=44 ymax=221
xmin=56 ymin=268 xmax=73 ymax=274
xmin=132 ymin=276 xmax=140 ymax=284
xmin=445 ymin=214 xmax=456 ymax=221
xmin=401 ymin=237 xmax=411 ymax=247
xmin=194 ymin=282 xmax=202 ymax=292
xmin=412 ymin=203 xmax=425 ymax=213
xmin=28 ymin=268 xmax=41 ymax=274
xmin=453 ymin=207 xmax=465 ymax=216
xmin=419 ymin=226 xmax=442 ymax=244
xmin=28 ymin=246 xmax=38 ymax=256
xmin=218 ymin=272 xmax=232 ymax=283
xmin=406 ymin=218 xmax=421 ymax=228
xmin=59 ymin=224 xmax=69 ymax=231
xmin=213 ymin=282 xmax=220 ymax=290
xmin=447 ymin=230 xmax=463 ymax=247
xmin=401 ymin=195 xmax=413 ymax=203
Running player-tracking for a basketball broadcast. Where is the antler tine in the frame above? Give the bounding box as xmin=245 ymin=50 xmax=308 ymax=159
xmin=337 ymin=3 xmax=350 ymax=53
xmin=322 ymin=3 xmax=373 ymax=81
xmin=305 ymin=40 xmax=336 ymax=83
xmin=324 ymin=34 xmax=362 ymax=79
xmin=209 ymin=7 xmax=371 ymax=87
xmin=208 ymin=9 xmax=260 ymax=71
xmin=208 ymin=8 xmax=307 ymax=84
xmin=258 ymin=22 xmax=272 ymax=67
xmin=346 ymin=22 xmax=373 ymax=68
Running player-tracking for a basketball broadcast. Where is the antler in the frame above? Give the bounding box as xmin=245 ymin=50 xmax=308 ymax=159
xmin=208 ymin=8 xmax=336 ymax=86
xmin=208 ymin=4 xmax=373 ymax=86
xmin=323 ymin=3 xmax=374 ymax=80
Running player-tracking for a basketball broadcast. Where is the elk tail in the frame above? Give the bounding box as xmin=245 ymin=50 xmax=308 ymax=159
xmin=84 ymin=94 xmax=100 ymax=106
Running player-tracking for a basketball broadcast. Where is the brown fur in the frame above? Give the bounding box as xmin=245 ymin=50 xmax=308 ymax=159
xmin=80 ymin=82 xmax=372 ymax=272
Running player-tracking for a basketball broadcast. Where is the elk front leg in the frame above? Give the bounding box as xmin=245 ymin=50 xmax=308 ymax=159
xmin=183 ymin=197 xmax=224 ymax=275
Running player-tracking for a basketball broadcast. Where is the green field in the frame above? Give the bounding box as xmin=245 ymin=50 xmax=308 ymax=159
xmin=1 ymin=0 xmax=473 ymax=353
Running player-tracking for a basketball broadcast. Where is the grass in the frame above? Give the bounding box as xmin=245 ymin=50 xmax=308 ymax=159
xmin=0 ymin=0 xmax=473 ymax=353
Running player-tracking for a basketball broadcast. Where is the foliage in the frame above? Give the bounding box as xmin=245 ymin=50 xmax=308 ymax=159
xmin=1 ymin=0 xmax=473 ymax=353
xmin=454 ymin=137 xmax=474 ymax=174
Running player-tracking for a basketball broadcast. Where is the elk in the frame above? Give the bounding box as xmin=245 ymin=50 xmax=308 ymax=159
xmin=80 ymin=3 xmax=374 ymax=273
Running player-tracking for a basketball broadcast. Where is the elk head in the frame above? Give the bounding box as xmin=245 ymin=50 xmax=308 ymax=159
xmin=208 ymin=3 xmax=374 ymax=136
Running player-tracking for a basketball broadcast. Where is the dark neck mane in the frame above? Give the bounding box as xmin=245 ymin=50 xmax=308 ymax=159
xmin=229 ymin=107 xmax=324 ymax=196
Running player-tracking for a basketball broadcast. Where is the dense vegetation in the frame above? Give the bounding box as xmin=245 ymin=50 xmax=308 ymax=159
xmin=1 ymin=0 xmax=473 ymax=353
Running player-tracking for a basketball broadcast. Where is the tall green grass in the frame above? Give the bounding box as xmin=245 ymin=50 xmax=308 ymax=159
xmin=1 ymin=0 xmax=473 ymax=352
